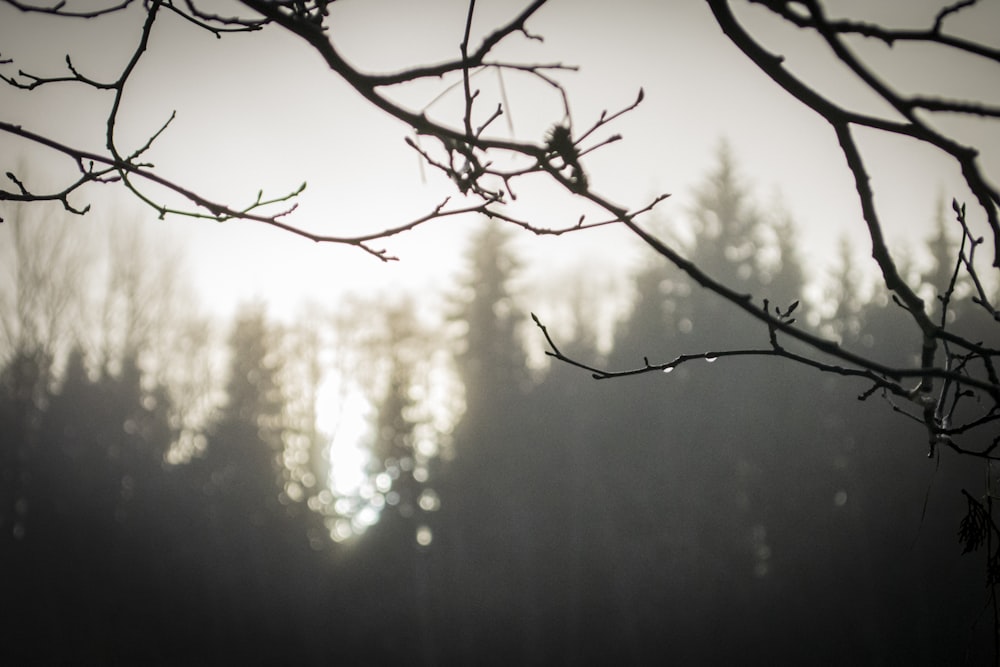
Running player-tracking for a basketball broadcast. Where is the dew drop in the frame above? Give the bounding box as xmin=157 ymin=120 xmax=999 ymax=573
xmin=705 ymin=356 xmax=718 ymax=363
xmin=662 ymin=366 xmax=674 ymax=374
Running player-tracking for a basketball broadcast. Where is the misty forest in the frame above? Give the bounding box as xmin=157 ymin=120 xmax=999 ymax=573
xmin=3 ymin=0 xmax=1000 ymax=665
xmin=3 ymin=148 xmax=997 ymax=664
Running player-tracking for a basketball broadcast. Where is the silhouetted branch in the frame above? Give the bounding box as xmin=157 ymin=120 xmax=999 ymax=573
xmin=4 ymin=0 xmax=134 ymax=18
xmin=3 ymin=0 xmax=656 ymax=260
xmin=5 ymin=1 xmax=996 ymax=452
xmin=3 ymin=1 xmax=999 ymax=656
xmin=718 ymin=0 xmax=1000 ymax=267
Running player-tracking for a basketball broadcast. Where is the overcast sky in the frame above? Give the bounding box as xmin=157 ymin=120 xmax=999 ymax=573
xmin=1 ymin=0 xmax=997 ymax=322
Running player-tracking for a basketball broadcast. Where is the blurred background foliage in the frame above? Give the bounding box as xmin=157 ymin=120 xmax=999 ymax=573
xmin=1 ymin=148 xmax=996 ymax=665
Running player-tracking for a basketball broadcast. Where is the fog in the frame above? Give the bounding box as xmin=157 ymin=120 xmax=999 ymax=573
xmin=1 ymin=1 xmax=998 ymax=664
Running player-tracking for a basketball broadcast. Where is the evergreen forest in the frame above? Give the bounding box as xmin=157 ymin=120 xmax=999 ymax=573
xmin=2 ymin=150 xmax=997 ymax=665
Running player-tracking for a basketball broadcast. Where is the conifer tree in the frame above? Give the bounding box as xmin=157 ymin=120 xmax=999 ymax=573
xmin=194 ymin=303 xmax=286 ymax=533
xmin=453 ymin=219 xmax=529 ymax=414
xmin=438 ymin=218 xmax=544 ymax=662
xmin=679 ymin=144 xmax=786 ymax=350
xmin=821 ymin=237 xmax=865 ymax=346
xmin=187 ymin=302 xmax=288 ymax=647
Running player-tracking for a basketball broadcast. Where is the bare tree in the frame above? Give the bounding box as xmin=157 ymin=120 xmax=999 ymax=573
xmin=538 ymin=1 xmax=998 ymax=458
xmin=1 ymin=0 xmax=998 ymax=604
xmin=2 ymin=0 xmax=994 ymax=440
xmin=0 ymin=199 xmax=89 ymax=385
xmin=0 ymin=0 xmax=660 ymax=258
xmin=0 ymin=199 xmax=89 ymax=541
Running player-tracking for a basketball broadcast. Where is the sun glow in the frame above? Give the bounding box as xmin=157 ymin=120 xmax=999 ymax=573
xmin=316 ymin=380 xmax=374 ymax=499
xmin=306 ymin=348 xmax=462 ymax=543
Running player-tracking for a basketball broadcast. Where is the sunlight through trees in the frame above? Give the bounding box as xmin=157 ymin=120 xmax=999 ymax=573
xmin=2 ymin=0 xmax=999 ymax=659
xmin=4 ymin=148 xmax=993 ymax=662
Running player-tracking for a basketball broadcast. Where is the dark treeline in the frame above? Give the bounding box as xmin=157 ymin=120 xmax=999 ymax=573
xmin=2 ymin=149 xmax=997 ymax=665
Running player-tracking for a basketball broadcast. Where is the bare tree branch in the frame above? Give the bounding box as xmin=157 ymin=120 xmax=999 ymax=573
xmin=2 ymin=0 xmax=997 ymax=459
xmin=529 ymin=1 xmax=998 ymax=471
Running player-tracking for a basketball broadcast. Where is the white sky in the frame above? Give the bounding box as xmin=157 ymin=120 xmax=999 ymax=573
xmin=1 ymin=0 xmax=997 ymax=323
